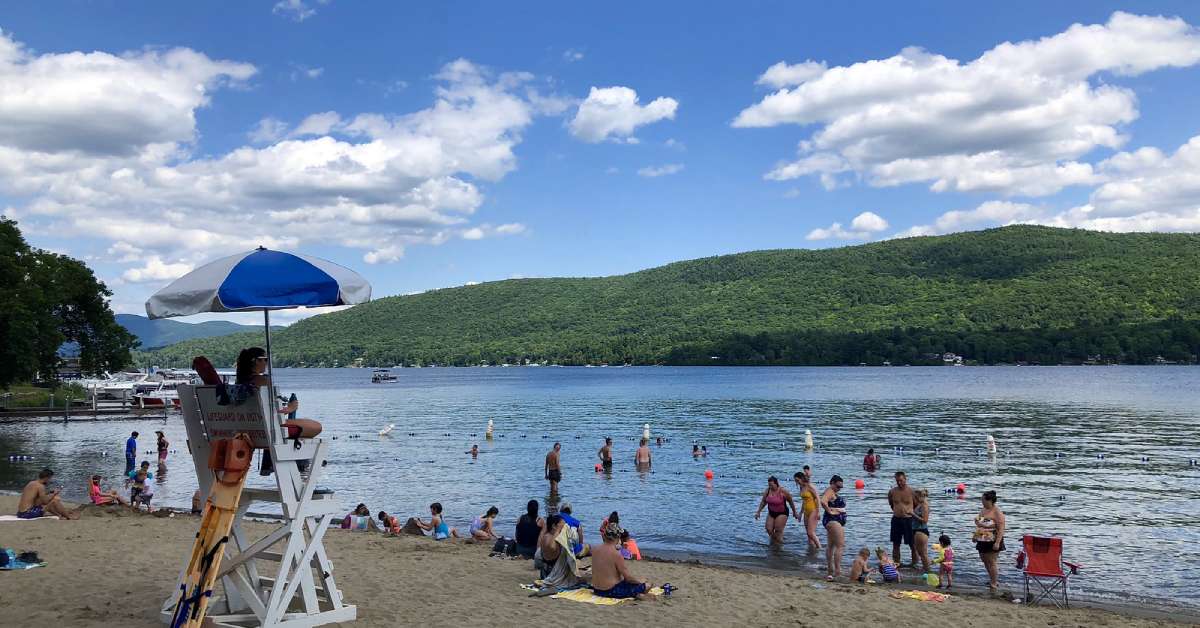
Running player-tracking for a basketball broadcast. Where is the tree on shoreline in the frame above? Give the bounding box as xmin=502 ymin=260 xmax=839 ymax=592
xmin=0 ymin=217 xmax=136 ymax=387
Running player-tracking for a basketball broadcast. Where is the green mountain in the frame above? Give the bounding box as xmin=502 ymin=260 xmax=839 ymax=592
xmin=141 ymin=226 xmax=1200 ymax=367
xmin=117 ymin=314 xmax=278 ymax=350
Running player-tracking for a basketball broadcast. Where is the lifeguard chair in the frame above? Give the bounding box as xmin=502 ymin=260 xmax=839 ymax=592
xmin=161 ymin=383 xmax=356 ymax=627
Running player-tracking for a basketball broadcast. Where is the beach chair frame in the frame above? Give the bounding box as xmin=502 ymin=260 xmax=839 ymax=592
xmin=161 ymin=384 xmax=356 ymax=627
xmin=1021 ymin=535 xmax=1078 ymax=608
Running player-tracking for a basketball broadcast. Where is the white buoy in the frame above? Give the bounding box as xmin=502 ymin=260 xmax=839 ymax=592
xmin=486 ymin=419 xmax=494 ymax=440
xmin=643 ymin=423 xmax=650 ymax=441
xmin=378 ymin=423 xmax=394 ymax=436
xmin=986 ymin=434 xmax=998 ymax=455
xmin=804 ymin=430 xmax=814 ymax=450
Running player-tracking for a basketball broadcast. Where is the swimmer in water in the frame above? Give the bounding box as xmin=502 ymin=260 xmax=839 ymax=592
xmin=545 ymin=442 xmax=562 ymax=494
xmin=635 ymin=439 xmax=652 ymax=469
xmin=466 ymin=444 xmax=479 ymax=458
xmin=598 ymin=437 xmax=614 ymax=472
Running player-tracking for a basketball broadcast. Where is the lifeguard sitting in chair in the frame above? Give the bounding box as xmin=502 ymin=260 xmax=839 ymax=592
xmin=194 ymin=351 xmax=322 ymax=441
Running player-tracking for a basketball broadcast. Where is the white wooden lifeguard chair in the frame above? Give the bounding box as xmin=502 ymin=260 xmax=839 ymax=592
xmin=162 ymin=383 xmax=356 ymax=627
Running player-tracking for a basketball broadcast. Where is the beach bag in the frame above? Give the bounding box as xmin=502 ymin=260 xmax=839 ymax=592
xmin=492 ymin=538 xmax=518 ymax=556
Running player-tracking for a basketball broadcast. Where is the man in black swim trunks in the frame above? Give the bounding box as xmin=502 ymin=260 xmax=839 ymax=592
xmin=887 ymin=470 xmax=916 ymax=566
xmin=545 ymin=442 xmax=562 ymax=494
xmin=598 ymin=437 xmax=613 ymax=472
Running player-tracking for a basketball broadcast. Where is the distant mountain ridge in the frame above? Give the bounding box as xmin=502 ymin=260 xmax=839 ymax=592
xmin=117 ymin=314 xmax=278 ymax=350
xmin=141 ymin=226 xmax=1200 ymax=367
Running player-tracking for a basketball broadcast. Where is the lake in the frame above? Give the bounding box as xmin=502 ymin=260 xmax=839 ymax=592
xmin=1 ymin=366 xmax=1197 ymax=611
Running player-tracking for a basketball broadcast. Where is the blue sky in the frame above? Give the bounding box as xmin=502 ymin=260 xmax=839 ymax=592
xmin=3 ymin=2 xmax=1200 ymax=323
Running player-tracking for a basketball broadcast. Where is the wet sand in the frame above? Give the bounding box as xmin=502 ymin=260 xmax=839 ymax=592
xmin=0 ymin=495 xmax=1193 ymax=627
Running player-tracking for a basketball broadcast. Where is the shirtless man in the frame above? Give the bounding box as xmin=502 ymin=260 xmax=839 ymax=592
xmin=17 ymin=468 xmax=77 ymax=519
xmin=598 ymin=437 xmax=614 ymax=472
xmin=887 ymin=470 xmax=916 ymax=565
xmin=591 ymin=524 xmax=656 ymax=600
xmin=634 ymin=438 xmax=652 ymax=469
xmin=545 ymin=442 xmax=562 ymax=494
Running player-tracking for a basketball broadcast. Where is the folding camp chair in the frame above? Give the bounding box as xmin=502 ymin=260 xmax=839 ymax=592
xmin=162 ymin=383 xmax=355 ymax=627
xmin=1020 ymin=535 xmax=1080 ymax=608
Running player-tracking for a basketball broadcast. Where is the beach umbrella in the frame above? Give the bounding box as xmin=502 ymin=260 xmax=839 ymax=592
xmin=144 ymin=247 xmax=371 ymax=368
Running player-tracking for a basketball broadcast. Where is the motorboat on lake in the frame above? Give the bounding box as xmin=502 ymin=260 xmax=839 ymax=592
xmin=371 ymin=369 xmax=399 ymax=383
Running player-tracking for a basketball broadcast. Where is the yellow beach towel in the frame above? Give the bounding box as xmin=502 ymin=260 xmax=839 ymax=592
xmin=552 ymin=586 xmax=665 ymax=605
xmin=889 ymin=590 xmax=950 ymax=603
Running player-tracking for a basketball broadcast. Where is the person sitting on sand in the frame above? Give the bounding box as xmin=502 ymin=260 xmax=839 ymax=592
xmin=535 ymin=514 xmax=586 ymax=590
xmin=89 ymin=475 xmax=128 ymax=507
xmin=408 ymin=502 xmax=458 ymax=540
xmin=620 ymin=529 xmax=642 ymax=560
xmin=875 ymin=547 xmax=900 ymax=583
xmin=600 ymin=511 xmax=619 ymax=536
xmin=849 ymin=548 xmax=874 ymax=584
xmin=343 ymin=503 xmax=378 ymax=531
xmin=515 ymin=500 xmax=544 ymax=559
xmin=559 ymin=502 xmax=588 ymax=557
xmin=591 ymin=524 xmax=656 ymax=600
xmin=17 ymin=468 xmax=77 ymax=519
xmin=470 ymin=506 xmax=500 ymax=541
xmin=377 ymin=511 xmax=402 ymax=534
xmin=131 ymin=468 xmax=155 ymax=512
xmin=754 ymin=476 xmax=799 ymax=545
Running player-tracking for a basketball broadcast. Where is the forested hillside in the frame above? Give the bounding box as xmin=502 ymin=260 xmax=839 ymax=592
xmin=142 ymin=226 xmax=1200 ymax=367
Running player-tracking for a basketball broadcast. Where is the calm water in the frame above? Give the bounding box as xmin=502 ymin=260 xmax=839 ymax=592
xmin=2 ymin=366 xmax=1197 ymax=610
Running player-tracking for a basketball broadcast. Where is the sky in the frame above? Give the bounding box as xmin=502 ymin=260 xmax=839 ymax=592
xmin=3 ymin=1 xmax=1200 ymax=324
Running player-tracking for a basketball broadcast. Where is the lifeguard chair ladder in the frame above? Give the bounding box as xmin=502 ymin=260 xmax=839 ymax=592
xmin=162 ymin=384 xmax=356 ymax=627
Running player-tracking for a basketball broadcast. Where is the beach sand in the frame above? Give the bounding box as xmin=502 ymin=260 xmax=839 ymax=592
xmin=0 ymin=495 xmax=1191 ymax=627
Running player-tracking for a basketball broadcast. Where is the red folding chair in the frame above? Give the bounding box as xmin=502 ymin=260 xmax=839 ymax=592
xmin=1019 ymin=535 xmax=1080 ymax=608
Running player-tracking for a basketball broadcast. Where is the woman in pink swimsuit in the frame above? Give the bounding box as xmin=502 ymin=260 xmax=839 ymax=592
xmin=754 ymin=476 xmax=799 ymax=545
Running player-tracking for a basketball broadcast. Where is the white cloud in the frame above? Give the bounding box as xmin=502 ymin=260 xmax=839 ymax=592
xmin=850 ymin=211 xmax=888 ymax=232
xmin=290 ymin=64 xmax=324 ymax=81
xmin=0 ymin=32 xmax=255 ymax=156
xmin=736 ymin=12 xmax=1200 ymax=197
xmin=806 ymin=222 xmax=866 ymax=241
xmin=248 ymin=117 xmax=288 ymax=144
xmin=637 ymin=163 xmax=684 ymax=178
xmin=605 ymin=166 xmax=619 ymax=175
xmin=0 ymin=37 xmax=555 ymax=287
xmin=273 ymin=0 xmax=326 ymax=22
xmin=291 ymin=111 xmax=343 ymax=137
xmin=755 ymin=60 xmax=827 ymax=88
xmin=461 ymin=227 xmax=485 ymax=240
xmin=664 ymin=138 xmax=686 ymax=151
xmin=569 ymin=86 xmax=678 ymax=143
xmin=122 ymin=256 xmax=194 ymax=282
xmin=563 ymin=49 xmax=584 ymax=63
xmin=808 ymin=211 xmax=889 ymax=240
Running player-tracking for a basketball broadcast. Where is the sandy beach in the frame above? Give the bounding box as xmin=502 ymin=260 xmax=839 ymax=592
xmin=0 ymin=496 xmax=1193 ymax=628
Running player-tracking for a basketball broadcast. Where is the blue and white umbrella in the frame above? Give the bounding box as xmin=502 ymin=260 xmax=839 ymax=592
xmin=145 ymin=247 xmax=371 ymax=365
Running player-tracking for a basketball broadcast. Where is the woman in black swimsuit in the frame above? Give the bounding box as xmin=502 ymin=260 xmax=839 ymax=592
xmin=821 ymin=475 xmax=847 ymax=580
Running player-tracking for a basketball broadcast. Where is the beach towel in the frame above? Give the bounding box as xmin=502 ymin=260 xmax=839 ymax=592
xmin=0 ymin=549 xmax=46 ymax=570
xmin=551 ymin=586 xmax=665 ymax=605
xmin=888 ymin=590 xmax=950 ymax=603
xmin=0 ymin=515 xmax=59 ymax=522
xmin=541 ymin=527 xmax=584 ymax=589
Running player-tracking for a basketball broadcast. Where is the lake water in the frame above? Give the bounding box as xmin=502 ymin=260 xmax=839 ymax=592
xmin=2 ymin=366 xmax=1197 ymax=611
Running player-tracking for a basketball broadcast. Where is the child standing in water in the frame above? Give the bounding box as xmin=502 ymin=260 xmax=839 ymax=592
xmin=875 ymin=547 xmax=900 ymax=583
xmin=938 ymin=534 xmax=955 ymax=588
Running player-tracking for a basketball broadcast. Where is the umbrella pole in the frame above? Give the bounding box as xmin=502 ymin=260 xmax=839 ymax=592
xmin=263 ymin=309 xmax=273 ymax=372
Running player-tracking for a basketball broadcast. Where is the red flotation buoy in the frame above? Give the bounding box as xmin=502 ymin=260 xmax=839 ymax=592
xmin=854 ymin=478 xmax=865 ymax=489
xmin=704 ymin=469 xmax=714 ymax=480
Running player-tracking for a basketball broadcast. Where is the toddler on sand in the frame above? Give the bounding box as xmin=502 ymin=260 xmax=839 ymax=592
xmin=938 ymin=534 xmax=955 ymax=588
xmin=875 ymin=547 xmax=899 ymax=583
xmin=849 ymin=547 xmax=874 ymax=583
